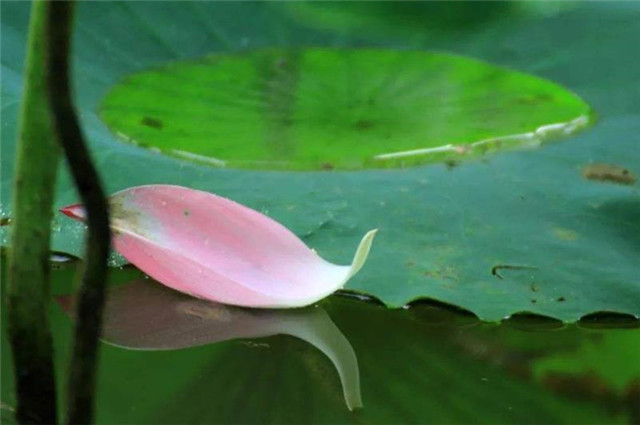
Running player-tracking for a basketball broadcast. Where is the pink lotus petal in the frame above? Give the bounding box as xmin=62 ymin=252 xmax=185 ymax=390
xmin=60 ymin=185 xmax=376 ymax=308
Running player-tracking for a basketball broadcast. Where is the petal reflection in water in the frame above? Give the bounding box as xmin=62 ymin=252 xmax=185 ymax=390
xmin=58 ymin=279 xmax=362 ymax=410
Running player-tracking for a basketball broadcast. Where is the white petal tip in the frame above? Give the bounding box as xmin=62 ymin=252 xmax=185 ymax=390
xmin=346 ymin=229 xmax=378 ymax=281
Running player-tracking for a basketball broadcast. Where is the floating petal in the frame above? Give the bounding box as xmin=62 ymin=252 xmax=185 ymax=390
xmin=60 ymin=185 xmax=376 ymax=308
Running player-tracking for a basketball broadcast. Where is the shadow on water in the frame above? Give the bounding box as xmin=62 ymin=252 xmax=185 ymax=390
xmin=1 ymin=260 xmax=639 ymax=424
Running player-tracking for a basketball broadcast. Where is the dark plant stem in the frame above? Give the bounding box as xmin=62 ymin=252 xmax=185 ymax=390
xmin=7 ymin=1 xmax=60 ymax=423
xmin=45 ymin=2 xmax=112 ymax=424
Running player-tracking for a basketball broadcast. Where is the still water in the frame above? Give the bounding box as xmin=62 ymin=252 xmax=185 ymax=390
xmin=2 ymin=259 xmax=639 ymax=424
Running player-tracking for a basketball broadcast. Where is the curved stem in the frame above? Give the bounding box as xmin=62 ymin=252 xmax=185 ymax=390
xmin=45 ymin=2 xmax=111 ymax=424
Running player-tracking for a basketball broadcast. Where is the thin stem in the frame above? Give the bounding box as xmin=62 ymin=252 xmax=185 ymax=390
xmin=45 ymin=2 xmax=112 ymax=424
xmin=7 ymin=1 xmax=60 ymax=423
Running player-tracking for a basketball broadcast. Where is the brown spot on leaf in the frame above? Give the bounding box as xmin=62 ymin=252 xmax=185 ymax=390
xmin=423 ymin=266 xmax=457 ymax=281
xmin=355 ymin=119 xmax=375 ymax=130
xmin=445 ymin=159 xmax=460 ymax=169
xmin=140 ymin=116 xmax=164 ymax=130
xmin=583 ymin=163 xmax=636 ymax=185
xmin=0 ymin=217 xmax=11 ymax=226
xmin=320 ymin=162 xmax=334 ymax=171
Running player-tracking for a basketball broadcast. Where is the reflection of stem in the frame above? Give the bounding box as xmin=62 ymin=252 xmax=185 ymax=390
xmin=46 ymin=2 xmax=111 ymax=424
xmin=8 ymin=1 xmax=59 ymax=423
xmin=58 ymin=280 xmax=362 ymax=411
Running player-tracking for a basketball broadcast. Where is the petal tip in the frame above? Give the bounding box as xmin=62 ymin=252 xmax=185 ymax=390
xmin=345 ymin=229 xmax=378 ymax=282
xmin=59 ymin=204 xmax=87 ymax=221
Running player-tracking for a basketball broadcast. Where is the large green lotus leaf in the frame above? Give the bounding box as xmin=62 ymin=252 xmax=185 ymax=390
xmin=1 ymin=2 xmax=639 ymax=321
xmin=2 ymin=263 xmax=639 ymax=424
xmin=100 ymin=48 xmax=590 ymax=170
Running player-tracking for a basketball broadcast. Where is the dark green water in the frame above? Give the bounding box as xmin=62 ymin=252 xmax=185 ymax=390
xmin=2 ymin=258 xmax=639 ymax=424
